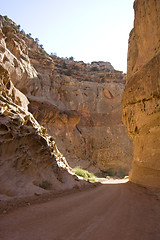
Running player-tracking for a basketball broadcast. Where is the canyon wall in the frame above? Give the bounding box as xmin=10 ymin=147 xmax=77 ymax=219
xmin=27 ymin=57 xmax=132 ymax=175
xmin=0 ymin=72 xmax=82 ymax=197
xmin=122 ymin=0 xmax=160 ymax=187
xmin=0 ymin=15 xmax=132 ymax=176
xmin=0 ymin=22 xmax=85 ymax=197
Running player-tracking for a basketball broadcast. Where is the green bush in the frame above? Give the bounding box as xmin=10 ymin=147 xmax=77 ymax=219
xmin=69 ymin=56 xmax=74 ymax=61
xmin=50 ymin=52 xmax=57 ymax=57
xmin=73 ymin=166 xmax=96 ymax=182
xmin=20 ymin=29 xmax=25 ymax=35
xmin=39 ymin=44 xmax=44 ymax=49
xmin=35 ymin=38 xmax=39 ymax=43
xmin=4 ymin=15 xmax=8 ymax=20
xmin=106 ymin=176 xmax=110 ymax=180
xmin=101 ymin=168 xmax=128 ymax=179
xmin=26 ymin=33 xmax=32 ymax=38
xmin=124 ymin=176 xmax=129 ymax=179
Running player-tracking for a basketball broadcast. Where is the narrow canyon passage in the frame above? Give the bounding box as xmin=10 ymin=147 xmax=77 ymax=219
xmin=0 ymin=183 xmax=160 ymax=240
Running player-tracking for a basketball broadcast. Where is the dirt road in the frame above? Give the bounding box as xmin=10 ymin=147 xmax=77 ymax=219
xmin=0 ymin=182 xmax=160 ymax=240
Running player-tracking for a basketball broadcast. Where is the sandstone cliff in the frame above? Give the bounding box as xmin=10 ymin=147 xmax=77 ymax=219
xmin=27 ymin=57 xmax=132 ymax=175
xmin=0 ymin=15 xmax=132 ymax=176
xmin=122 ymin=0 xmax=160 ymax=187
xmin=0 ymin=44 xmax=84 ymax=197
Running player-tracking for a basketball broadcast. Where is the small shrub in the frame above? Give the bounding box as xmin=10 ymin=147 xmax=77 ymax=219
xmin=21 ymin=29 xmax=25 ymax=35
xmin=35 ymin=38 xmax=39 ymax=43
xmin=89 ymin=178 xmax=96 ymax=182
xmin=4 ymin=15 xmax=8 ymax=20
xmin=13 ymin=25 xmax=21 ymax=31
xmin=106 ymin=176 xmax=110 ymax=180
xmin=73 ymin=166 xmax=96 ymax=182
xmin=26 ymin=33 xmax=32 ymax=38
xmin=39 ymin=180 xmax=52 ymax=190
xmin=50 ymin=52 xmax=57 ymax=57
xmin=69 ymin=56 xmax=74 ymax=61
xmin=39 ymin=44 xmax=44 ymax=49
xmin=101 ymin=168 xmax=128 ymax=179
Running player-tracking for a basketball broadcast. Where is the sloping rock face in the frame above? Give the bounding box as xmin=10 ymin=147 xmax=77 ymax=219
xmin=0 ymin=55 xmax=82 ymax=198
xmin=0 ymin=15 xmax=132 ymax=175
xmin=27 ymin=58 xmax=132 ymax=174
xmin=122 ymin=0 xmax=160 ymax=187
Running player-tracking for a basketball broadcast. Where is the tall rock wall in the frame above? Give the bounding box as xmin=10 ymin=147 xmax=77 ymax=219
xmin=0 ymin=65 xmax=85 ymax=197
xmin=122 ymin=0 xmax=160 ymax=187
xmin=27 ymin=57 xmax=132 ymax=175
xmin=0 ymin=15 xmax=132 ymax=176
xmin=26 ymin=54 xmax=132 ymax=175
xmin=0 ymin=20 xmax=86 ymax=197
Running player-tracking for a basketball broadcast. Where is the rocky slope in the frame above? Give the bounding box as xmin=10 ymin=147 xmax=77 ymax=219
xmin=0 ymin=15 xmax=132 ymax=176
xmin=122 ymin=0 xmax=160 ymax=187
xmin=0 ymin=51 xmax=84 ymax=198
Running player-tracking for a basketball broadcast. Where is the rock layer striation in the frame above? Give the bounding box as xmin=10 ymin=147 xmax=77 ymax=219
xmin=122 ymin=0 xmax=160 ymax=187
xmin=0 ymin=15 xmax=132 ymax=175
xmin=0 ymin=57 xmax=82 ymax=197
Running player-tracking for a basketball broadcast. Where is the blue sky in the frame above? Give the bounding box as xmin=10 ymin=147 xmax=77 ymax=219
xmin=1 ymin=0 xmax=134 ymax=72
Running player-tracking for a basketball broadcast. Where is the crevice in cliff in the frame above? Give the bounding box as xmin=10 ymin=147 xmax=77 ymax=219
xmin=123 ymin=95 xmax=160 ymax=108
xmin=76 ymin=125 xmax=82 ymax=135
xmin=76 ymin=125 xmax=87 ymax=157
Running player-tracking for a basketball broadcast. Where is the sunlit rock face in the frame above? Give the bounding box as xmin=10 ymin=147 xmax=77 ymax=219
xmin=27 ymin=61 xmax=132 ymax=175
xmin=0 ymin=23 xmax=84 ymax=197
xmin=122 ymin=0 xmax=160 ymax=188
xmin=25 ymin=55 xmax=132 ymax=175
xmin=0 ymin=15 xmax=132 ymax=175
xmin=0 ymin=67 xmax=84 ymax=197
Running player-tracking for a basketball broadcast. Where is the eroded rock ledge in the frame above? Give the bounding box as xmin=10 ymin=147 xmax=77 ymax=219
xmin=0 ymin=66 xmax=85 ymax=197
xmin=122 ymin=0 xmax=160 ymax=188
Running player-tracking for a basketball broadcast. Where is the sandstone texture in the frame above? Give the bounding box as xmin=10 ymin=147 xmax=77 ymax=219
xmin=27 ymin=58 xmax=132 ymax=175
xmin=0 ymin=44 xmax=84 ymax=198
xmin=122 ymin=0 xmax=160 ymax=187
xmin=0 ymin=15 xmax=132 ymax=176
